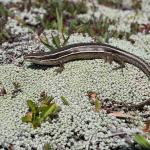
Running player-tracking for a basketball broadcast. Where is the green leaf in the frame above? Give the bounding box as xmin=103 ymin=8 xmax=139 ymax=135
xmin=27 ymin=100 xmax=38 ymax=114
xmin=51 ymin=33 xmax=61 ymax=48
xmin=70 ymin=19 xmax=78 ymax=28
xmin=56 ymin=8 xmax=63 ymax=33
xmin=39 ymin=36 xmax=56 ymax=50
xmin=62 ymin=34 xmax=70 ymax=47
xmin=32 ymin=116 xmax=41 ymax=129
xmin=40 ymin=103 xmax=57 ymax=122
xmin=21 ymin=115 xmax=32 ymax=123
xmin=133 ymin=134 xmax=150 ymax=149
xmin=40 ymin=96 xmax=54 ymax=107
xmin=40 ymin=101 xmax=50 ymax=108
xmin=94 ymin=98 xmax=101 ymax=112
xmin=47 ymin=96 xmax=54 ymax=103
xmin=0 ymin=5 xmax=9 ymax=17
xmin=60 ymin=96 xmax=69 ymax=106
xmin=39 ymin=106 xmax=49 ymax=112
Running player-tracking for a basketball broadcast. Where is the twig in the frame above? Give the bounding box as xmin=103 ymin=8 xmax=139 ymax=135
xmin=86 ymin=130 xmax=98 ymax=150
xmin=104 ymin=98 xmax=150 ymax=112
xmin=86 ymin=131 xmax=128 ymax=150
xmin=127 ymin=98 xmax=150 ymax=110
xmin=104 ymin=132 xmax=127 ymax=138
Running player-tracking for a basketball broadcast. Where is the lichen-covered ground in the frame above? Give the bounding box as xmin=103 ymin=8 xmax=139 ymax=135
xmin=0 ymin=0 xmax=150 ymax=150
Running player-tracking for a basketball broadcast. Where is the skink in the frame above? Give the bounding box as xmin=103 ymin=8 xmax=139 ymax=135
xmin=24 ymin=43 xmax=150 ymax=80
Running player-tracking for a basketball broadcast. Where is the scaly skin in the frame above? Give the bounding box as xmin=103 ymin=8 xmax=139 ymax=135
xmin=24 ymin=43 xmax=150 ymax=80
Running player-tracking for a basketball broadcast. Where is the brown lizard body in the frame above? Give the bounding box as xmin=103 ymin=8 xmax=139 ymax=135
xmin=24 ymin=43 xmax=150 ymax=80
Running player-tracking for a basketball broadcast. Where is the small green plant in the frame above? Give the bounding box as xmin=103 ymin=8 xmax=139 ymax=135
xmin=87 ymin=91 xmax=101 ymax=112
xmin=0 ymin=4 xmax=9 ymax=21
xmin=51 ymin=8 xmax=70 ymax=47
xmin=132 ymin=0 xmax=142 ymax=10
xmin=39 ymin=32 xmax=69 ymax=50
xmin=39 ymin=8 xmax=70 ymax=50
xmin=39 ymin=91 xmax=54 ymax=106
xmin=72 ymin=15 xmax=117 ymax=43
xmin=39 ymin=35 xmax=55 ymax=50
xmin=133 ymin=134 xmax=150 ymax=150
xmin=60 ymin=96 xmax=69 ymax=106
xmin=35 ymin=0 xmax=87 ymax=34
xmin=64 ymin=0 xmax=87 ymax=16
xmin=22 ymin=94 xmax=61 ymax=129
xmin=0 ymin=5 xmax=11 ymax=44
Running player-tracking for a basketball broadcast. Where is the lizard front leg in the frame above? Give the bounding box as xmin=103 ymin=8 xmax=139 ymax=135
xmin=54 ymin=61 xmax=64 ymax=74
